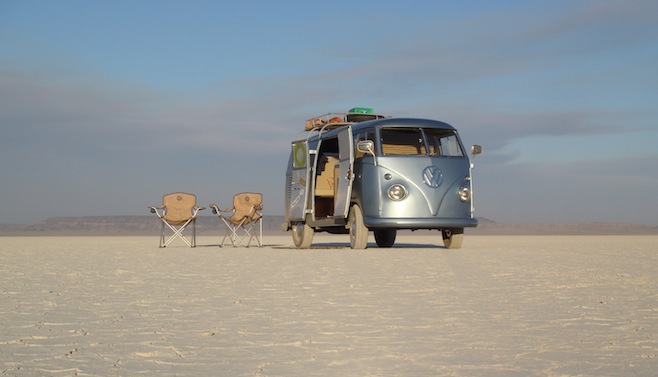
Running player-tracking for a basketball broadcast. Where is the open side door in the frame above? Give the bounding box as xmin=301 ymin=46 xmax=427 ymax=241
xmin=288 ymin=140 xmax=312 ymax=221
xmin=334 ymin=127 xmax=354 ymax=219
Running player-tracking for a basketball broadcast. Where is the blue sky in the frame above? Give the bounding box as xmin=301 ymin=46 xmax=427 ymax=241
xmin=1 ymin=0 xmax=657 ymax=225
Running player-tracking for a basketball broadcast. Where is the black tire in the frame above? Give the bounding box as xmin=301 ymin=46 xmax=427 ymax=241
xmin=374 ymin=229 xmax=396 ymax=248
xmin=292 ymin=222 xmax=314 ymax=248
xmin=348 ymin=204 xmax=368 ymax=249
xmin=442 ymin=228 xmax=464 ymax=249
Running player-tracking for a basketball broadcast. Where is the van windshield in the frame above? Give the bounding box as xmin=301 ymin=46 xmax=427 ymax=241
xmin=380 ymin=128 xmax=464 ymax=156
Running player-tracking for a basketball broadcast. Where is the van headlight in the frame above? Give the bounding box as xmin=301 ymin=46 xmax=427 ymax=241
xmin=458 ymin=186 xmax=470 ymax=202
xmin=387 ymin=184 xmax=408 ymax=201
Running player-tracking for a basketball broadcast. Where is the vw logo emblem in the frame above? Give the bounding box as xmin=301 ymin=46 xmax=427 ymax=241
xmin=423 ymin=166 xmax=443 ymax=188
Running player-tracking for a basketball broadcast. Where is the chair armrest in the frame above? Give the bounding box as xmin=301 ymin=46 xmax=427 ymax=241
xmin=190 ymin=206 xmax=205 ymax=218
xmin=245 ymin=204 xmax=263 ymax=219
xmin=209 ymin=204 xmax=234 ymax=214
xmin=149 ymin=206 xmax=164 ymax=216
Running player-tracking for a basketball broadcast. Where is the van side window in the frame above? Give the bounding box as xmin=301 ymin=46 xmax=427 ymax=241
xmin=381 ymin=128 xmax=426 ymax=155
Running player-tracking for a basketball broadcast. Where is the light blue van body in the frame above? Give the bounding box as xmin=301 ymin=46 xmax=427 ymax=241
xmin=284 ymin=115 xmax=480 ymax=249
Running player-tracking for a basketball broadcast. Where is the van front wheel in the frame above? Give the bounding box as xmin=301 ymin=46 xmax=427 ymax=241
xmin=348 ymin=204 xmax=368 ymax=249
xmin=374 ymin=229 xmax=396 ymax=248
xmin=292 ymin=222 xmax=314 ymax=248
xmin=442 ymin=228 xmax=464 ymax=249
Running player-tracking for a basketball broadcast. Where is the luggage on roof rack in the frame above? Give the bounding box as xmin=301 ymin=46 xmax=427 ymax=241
xmin=304 ymin=108 xmax=388 ymax=131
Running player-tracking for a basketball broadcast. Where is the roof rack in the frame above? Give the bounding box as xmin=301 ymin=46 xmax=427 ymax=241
xmin=304 ymin=108 xmax=388 ymax=131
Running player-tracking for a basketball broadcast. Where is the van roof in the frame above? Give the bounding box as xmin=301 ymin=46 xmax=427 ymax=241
xmin=352 ymin=117 xmax=455 ymax=131
xmin=299 ymin=117 xmax=456 ymax=142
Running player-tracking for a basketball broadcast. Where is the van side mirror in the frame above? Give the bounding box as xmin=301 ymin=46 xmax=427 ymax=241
xmin=470 ymin=144 xmax=482 ymax=156
xmin=357 ymin=140 xmax=375 ymax=155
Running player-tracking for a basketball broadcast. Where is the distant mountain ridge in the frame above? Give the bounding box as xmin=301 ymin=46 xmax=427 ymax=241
xmin=1 ymin=216 xmax=657 ymax=236
xmin=472 ymin=217 xmax=658 ymax=235
xmin=0 ymin=216 xmax=283 ymax=236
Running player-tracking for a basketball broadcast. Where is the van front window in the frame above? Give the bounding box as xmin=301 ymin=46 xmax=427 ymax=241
xmin=380 ymin=128 xmax=464 ymax=156
xmin=380 ymin=128 xmax=427 ymax=155
xmin=425 ymin=129 xmax=464 ymax=157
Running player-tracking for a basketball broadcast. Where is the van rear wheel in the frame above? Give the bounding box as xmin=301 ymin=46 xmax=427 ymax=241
xmin=442 ymin=228 xmax=464 ymax=249
xmin=374 ymin=229 xmax=396 ymax=248
xmin=348 ymin=204 xmax=368 ymax=249
xmin=292 ymin=222 xmax=314 ymax=248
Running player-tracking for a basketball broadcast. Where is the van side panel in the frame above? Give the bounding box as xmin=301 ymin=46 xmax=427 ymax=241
xmin=351 ymin=156 xmax=380 ymax=217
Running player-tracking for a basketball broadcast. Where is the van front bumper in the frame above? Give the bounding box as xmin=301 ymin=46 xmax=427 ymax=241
xmin=364 ymin=216 xmax=478 ymax=229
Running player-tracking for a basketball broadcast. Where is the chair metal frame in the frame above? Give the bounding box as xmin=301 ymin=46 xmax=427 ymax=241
xmin=210 ymin=192 xmax=263 ymax=247
xmin=149 ymin=192 xmax=205 ymax=247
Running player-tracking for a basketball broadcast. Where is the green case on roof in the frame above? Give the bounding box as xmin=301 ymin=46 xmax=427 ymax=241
xmin=348 ymin=107 xmax=373 ymax=114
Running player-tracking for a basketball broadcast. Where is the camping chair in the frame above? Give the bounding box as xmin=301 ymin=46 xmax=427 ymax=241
xmin=149 ymin=192 xmax=205 ymax=247
xmin=209 ymin=192 xmax=263 ymax=247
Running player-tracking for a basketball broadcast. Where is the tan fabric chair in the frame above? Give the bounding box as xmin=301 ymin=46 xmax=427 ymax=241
xmin=210 ymin=192 xmax=263 ymax=247
xmin=149 ymin=192 xmax=205 ymax=247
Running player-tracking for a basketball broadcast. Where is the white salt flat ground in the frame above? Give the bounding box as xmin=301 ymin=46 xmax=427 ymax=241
xmin=1 ymin=235 xmax=656 ymax=376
